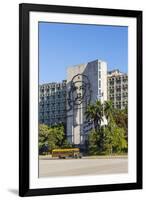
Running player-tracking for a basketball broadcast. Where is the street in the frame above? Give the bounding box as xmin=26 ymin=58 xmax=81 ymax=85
xmin=39 ymin=156 xmax=128 ymax=177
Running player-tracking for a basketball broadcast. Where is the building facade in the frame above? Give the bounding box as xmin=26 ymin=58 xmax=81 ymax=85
xmin=66 ymin=60 xmax=107 ymax=149
xmin=39 ymin=61 xmax=128 ymax=150
xmin=39 ymin=80 xmax=67 ymax=126
xmin=107 ymin=69 xmax=128 ymax=109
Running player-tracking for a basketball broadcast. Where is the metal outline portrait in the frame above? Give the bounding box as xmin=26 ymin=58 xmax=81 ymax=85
xmin=67 ymin=73 xmax=92 ymax=110
xmin=19 ymin=3 xmax=143 ymax=197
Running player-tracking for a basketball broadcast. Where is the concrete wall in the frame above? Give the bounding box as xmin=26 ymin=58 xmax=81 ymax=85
xmin=66 ymin=60 xmax=107 ymax=146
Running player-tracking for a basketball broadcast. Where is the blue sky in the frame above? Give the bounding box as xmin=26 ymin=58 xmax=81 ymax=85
xmin=39 ymin=22 xmax=128 ymax=84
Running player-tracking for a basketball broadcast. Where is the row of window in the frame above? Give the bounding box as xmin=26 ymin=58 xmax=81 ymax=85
xmin=109 ymin=92 xmax=128 ymax=96
xmin=108 ymin=89 xmax=128 ymax=94
xmin=42 ymin=102 xmax=66 ymax=105
xmin=40 ymin=109 xmax=66 ymax=113
xmin=40 ymin=104 xmax=66 ymax=108
xmin=112 ymin=101 xmax=128 ymax=106
xmin=40 ymin=107 xmax=66 ymax=111
xmin=108 ymin=76 xmax=128 ymax=81
xmin=108 ymin=83 xmax=127 ymax=87
xmin=39 ymin=115 xmax=66 ymax=120
xmin=39 ymin=119 xmax=66 ymax=124
xmin=40 ymin=93 xmax=66 ymax=97
xmin=40 ymin=97 xmax=66 ymax=102
xmin=108 ymin=85 xmax=128 ymax=90
xmin=40 ymin=83 xmax=66 ymax=89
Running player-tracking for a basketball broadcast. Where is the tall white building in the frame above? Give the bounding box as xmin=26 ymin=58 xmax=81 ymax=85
xmin=66 ymin=59 xmax=107 ymax=149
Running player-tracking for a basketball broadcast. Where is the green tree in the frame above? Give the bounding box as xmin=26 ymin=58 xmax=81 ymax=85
xmin=85 ymin=100 xmax=128 ymax=155
xmin=62 ymin=139 xmax=73 ymax=148
xmin=113 ymin=108 xmax=128 ymax=140
xmin=104 ymin=100 xmax=113 ymax=123
xmin=50 ymin=125 xmax=64 ymax=147
xmin=85 ymin=100 xmax=103 ymax=130
xmin=39 ymin=124 xmax=70 ymax=154
xmin=88 ymin=130 xmax=99 ymax=155
xmin=85 ymin=104 xmax=97 ymax=130
xmin=39 ymin=124 xmax=56 ymax=153
xmin=87 ymin=127 xmax=105 ymax=155
xmin=104 ymin=119 xmax=127 ymax=154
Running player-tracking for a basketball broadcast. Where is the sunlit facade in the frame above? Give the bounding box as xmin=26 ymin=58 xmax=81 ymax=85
xmin=107 ymin=69 xmax=128 ymax=109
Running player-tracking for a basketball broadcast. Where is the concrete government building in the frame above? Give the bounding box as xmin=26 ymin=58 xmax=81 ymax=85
xmin=39 ymin=59 xmax=127 ymax=149
xmin=39 ymin=80 xmax=67 ymax=125
xmin=66 ymin=60 xmax=107 ymax=149
xmin=107 ymin=69 xmax=128 ymax=109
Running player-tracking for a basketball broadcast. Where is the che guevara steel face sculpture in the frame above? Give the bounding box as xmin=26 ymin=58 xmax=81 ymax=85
xmin=67 ymin=74 xmax=92 ymax=111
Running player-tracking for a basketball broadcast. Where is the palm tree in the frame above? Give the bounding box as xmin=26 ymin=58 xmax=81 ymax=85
xmin=95 ymin=100 xmax=103 ymax=129
xmin=104 ymin=100 xmax=113 ymax=123
xmin=85 ymin=104 xmax=97 ymax=130
xmin=85 ymin=100 xmax=103 ymax=130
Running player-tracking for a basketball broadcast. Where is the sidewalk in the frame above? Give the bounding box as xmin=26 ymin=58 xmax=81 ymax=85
xmin=82 ymin=155 xmax=128 ymax=159
xmin=39 ymin=154 xmax=128 ymax=160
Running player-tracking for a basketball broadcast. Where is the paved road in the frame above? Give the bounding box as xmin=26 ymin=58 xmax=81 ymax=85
xmin=39 ymin=157 xmax=128 ymax=177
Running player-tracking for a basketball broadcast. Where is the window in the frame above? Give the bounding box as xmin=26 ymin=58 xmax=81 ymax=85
xmin=99 ymin=71 xmax=101 ymax=79
xmin=98 ymin=62 xmax=101 ymax=70
xmin=98 ymin=89 xmax=101 ymax=95
xmin=99 ymin=80 xmax=101 ymax=88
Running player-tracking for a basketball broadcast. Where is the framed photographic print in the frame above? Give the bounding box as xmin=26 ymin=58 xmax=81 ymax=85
xmin=19 ymin=3 xmax=142 ymax=197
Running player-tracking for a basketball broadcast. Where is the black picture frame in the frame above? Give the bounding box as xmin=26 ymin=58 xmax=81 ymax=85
xmin=19 ymin=3 xmax=143 ymax=197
